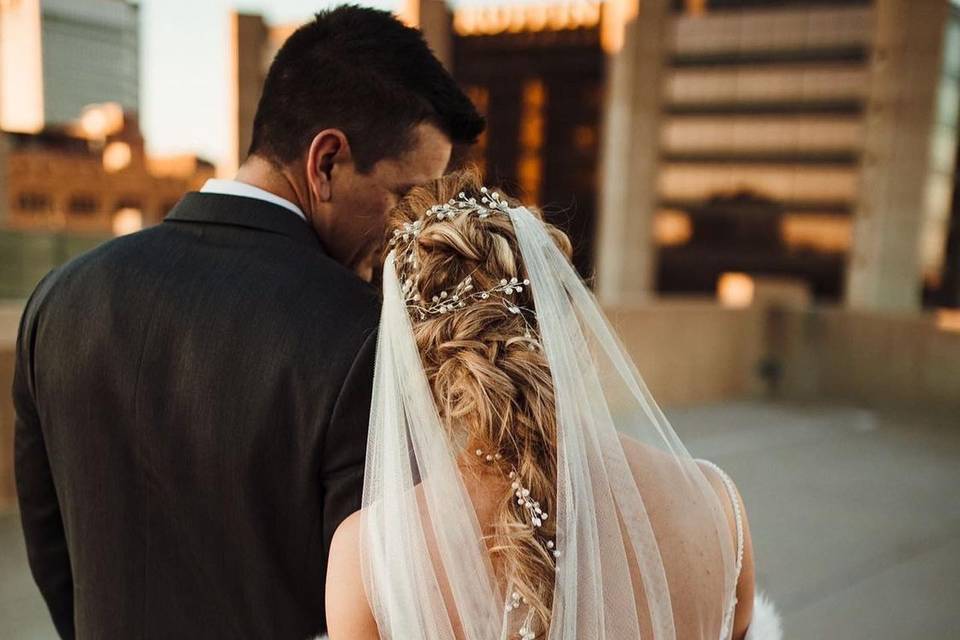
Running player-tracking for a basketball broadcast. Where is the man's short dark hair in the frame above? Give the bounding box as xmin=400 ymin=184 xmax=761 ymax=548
xmin=248 ymin=5 xmax=484 ymax=172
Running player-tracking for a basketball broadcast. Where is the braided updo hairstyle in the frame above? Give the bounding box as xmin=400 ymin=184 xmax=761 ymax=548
xmin=385 ymin=168 xmax=572 ymax=637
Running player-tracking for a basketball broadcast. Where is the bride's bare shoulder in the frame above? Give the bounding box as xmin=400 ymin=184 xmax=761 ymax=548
xmin=618 ymin=432 xmax=665 ymax=459
xmin=617 ymin=433 xmax=690 ymax=480
xmin=617 ymin=432 xmax=739 ymax=502
xmin=326 ymin=511 xmax=379 ymax=640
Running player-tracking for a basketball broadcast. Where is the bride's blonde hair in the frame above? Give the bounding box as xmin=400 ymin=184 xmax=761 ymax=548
xmin=385 ymin=167 xmax=571 ymax=636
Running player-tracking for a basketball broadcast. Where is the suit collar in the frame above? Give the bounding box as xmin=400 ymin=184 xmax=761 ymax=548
xmin=164 ymin=192 xmax=323 ymax=251
xmin=199 ymin=178 xmax=307 ymax=222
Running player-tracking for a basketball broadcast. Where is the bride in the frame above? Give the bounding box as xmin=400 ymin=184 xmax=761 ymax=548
xmin=324 ymin=169 xmax=781 ymax=640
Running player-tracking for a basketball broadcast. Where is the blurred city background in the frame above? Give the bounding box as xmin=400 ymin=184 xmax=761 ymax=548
xmin=0 ymin=0 xmax=958 ymax=638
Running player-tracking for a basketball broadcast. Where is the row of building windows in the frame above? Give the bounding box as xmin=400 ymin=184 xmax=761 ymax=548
xmin=658 ymin=163 xmax=858 ymax=203
xmin=14 ymin=193 xmax=178 ymax=216
xmin=17 ymin=193 xmax=51 ymax=212
xmin=669 ymin=5 xmax=872 ymax=56
xmin=654 ymin=209 xmax=852 ymax=254
xmin=69 ymin=196 xmax=98 ymax=214
xmin=666 ymin=64 xmax=869 ymax=107
xmin=660 ymin=115 xmax=863 ymax=154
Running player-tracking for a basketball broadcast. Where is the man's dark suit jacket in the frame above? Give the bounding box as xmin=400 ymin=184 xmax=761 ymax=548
xmin=13 ymin=192 xmax=380 ymax=639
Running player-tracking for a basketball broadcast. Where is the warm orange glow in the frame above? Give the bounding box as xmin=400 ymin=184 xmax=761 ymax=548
xmin=518 ymin=80 xmax=547 ymax=201
xmin=517 ymin=157 xmax=543 ymax=199
xmin=453 ymin=1 xmax=601 ymax=36
xmin=526 ymin=4 xmax=549 ymax=32
xmin=601 ymin=0 xmax=639 ymax=54
xmin=718 ymin=273 xmax=755 ymax=308
xmin=397 ymin=0 xmax=420 ymax=27
xmin=79 ymin=103 xmax=124 ymax=140
xmin=780 ymin=214 xmax=852 ymax=253
xmin=570 ymin=0 xmax=599 ymax=26
xmin=455 ymin=7 xmax=477 ymax=34
xmin=547 ymin=3 xmax=572 ymax=30
xmin=684 ymin=0 xmax=708 ymax=15
xmin=936 ymin=309 xmax=960 ymax=333
xmin=102 ymin=142 xmax=132 ymax=173
xmin=82 ymin=110 xmax=108 ymax=137
xmin=148 ymin=154 xmax=201 ymax=179
xmin=267 ymin=25 xmax=299 ymax=53
xmin=654 ymin=210 xmax=693 ymax=247
xmin=519 ymin=83 xmax=546 ymax=149
xmin=0 ymin=0 xmax=44 ymax=132
xmin=226 ymin=11 xmax=241 ymax=178
xmin=113 ymin=208 xmax=144 ymax=236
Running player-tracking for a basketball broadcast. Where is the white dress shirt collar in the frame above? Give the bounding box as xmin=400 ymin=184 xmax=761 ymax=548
xmin=200 ymin=178 xmax=307 ymax=223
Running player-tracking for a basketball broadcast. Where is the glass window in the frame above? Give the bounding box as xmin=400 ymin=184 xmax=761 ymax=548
xmin=16 ymin=192 xmax=50 ymax=212
xmin=69 ymin=195 xmax=99 ymax=215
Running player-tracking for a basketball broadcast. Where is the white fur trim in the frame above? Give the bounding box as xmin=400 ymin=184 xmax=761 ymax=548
xmin=745 ymin=592 xmax=783 ymax=640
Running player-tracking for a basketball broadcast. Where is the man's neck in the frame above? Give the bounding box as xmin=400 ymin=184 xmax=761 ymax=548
xmin=232 ymin=156 xmax=375 ymax=280
xmin=234 ymin=156 xmax=308 ymax=216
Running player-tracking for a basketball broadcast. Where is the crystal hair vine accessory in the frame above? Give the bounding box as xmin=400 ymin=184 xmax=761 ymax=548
xmin=389 ymin=187 xmax=540 ymax=345
xmin=475 ymin=448 xmax=558 ymax=640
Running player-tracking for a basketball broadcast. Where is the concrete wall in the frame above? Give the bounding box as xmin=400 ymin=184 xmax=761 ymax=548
xmin=607 ymin=299 xmax=766 ymax=406
xmin=0 ymin=299 xmax=957 ymax=509
xmin=777 ymin=306 xmax=960 ymax=409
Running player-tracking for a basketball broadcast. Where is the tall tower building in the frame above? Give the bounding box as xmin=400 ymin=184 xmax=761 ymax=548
xmin=229 ymin=12 xmax=299 ymax=176
xmin=597 ymin=0 xmax=960 ymax=311
xmin=0 ymin=0 xmax=139 ymax=132
xmin=228 ymin=1 xmax=960 ymax=310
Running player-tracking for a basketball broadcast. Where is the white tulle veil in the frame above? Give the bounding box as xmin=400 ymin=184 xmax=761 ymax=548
xmin=360 ymin=201 xmax=738 ymax=639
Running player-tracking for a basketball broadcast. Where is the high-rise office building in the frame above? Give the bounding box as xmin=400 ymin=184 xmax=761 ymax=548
xmin=230 ymin=13 xmax=297 ymax=177
xmin=0 ymin=0 xmax=213 ymax=299
xmin=231 ymin=0 xmax=960 ymax=309
xmin=653 ymin=0 xmax=876 ymax=299
xmin=453 ymin=3 xmax=606 ymax=277
xmin=452 ymin=0 xmax=881 ymax=296
xmin=0 ymin=0 xmax=139 ymax=131
xmin=597 ymin=0 xmax=960 ymax=311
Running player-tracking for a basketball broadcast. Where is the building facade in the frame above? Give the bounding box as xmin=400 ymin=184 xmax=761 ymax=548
xmin=0 ymin=0 xmax=139 ymax=132
xmin=0 ymin=112 xmax=215 ymax=298
xmin=600 ymin=0 xmax=960 ymax=310
xmin=452 ymin=0 xmax=886 ymax=298
xmin=231 ymin=13 xmax=297 ymax=176
xmin=0 ymin=0 xmax=212 ymax=299
xmin=3 ymin=115 xmax=213 ymax=235
xmin=653 ymin=0 xmax=873 ymax=300
xmin=453 ymin=4 xmax=606 ymax=277
xmin=230 ymin=0 xmax=960 ymax=309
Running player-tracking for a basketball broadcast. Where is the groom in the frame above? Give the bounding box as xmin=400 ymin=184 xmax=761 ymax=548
xmin=13 ymin=6 xmax=483 ymax=639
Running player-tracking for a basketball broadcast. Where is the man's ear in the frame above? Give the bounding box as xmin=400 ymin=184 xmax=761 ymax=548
xmin=306 ymin=129 xmax=351 ymax=202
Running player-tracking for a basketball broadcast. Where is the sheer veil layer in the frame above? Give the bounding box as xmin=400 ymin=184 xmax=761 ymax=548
xmin=360 ymin=204 xmax=738 ymax=639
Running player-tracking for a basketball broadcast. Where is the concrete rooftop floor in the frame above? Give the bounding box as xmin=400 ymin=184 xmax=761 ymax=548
xmin=2 ymin=401 xmax=958 ymax=639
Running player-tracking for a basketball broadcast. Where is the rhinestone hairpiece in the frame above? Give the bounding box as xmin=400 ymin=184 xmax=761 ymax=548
xmin=389 ymin=187 xmax=539 ymax=346
xmin=475 ymin=448 xmax=558 ymax=640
